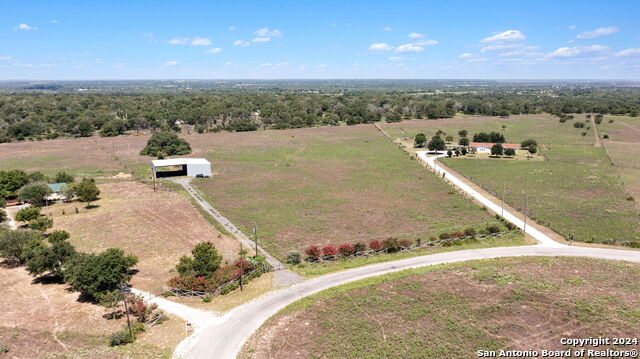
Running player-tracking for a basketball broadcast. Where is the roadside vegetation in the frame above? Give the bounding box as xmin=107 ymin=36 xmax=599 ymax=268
xmin=240 ymin=257 xmax=640 ymax=359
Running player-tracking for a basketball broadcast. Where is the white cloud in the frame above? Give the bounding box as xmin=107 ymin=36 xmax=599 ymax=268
xmin=616 ymin=48 xmax=640 ymax=57
xmin=481 ymin=30 xmax=525 ymax=43
xmin=168 ymin=38 xmax=189 ymax=45
xmin=229 ymin=26 xmax=237 ymax=30
xmin=577 ymin=26 xmax=619 ymax=39
xmin=408 ymin=32 xmax=424 ymax=39
xmin=547 ymin=45 xmax=609 ymax=58
xmin=205 ymin=48 xmax=223 ymax=54
xmin=252 ymin=37 xmax=271 ymax=43
xmin=458 ymin=53 xmax=474 ymax=58
xmin=15 ymin=23 xmax=37 ymax=31
xmin=190 ymin=37 xmax=212 ymax=46
xmin=414 ymin=39 xmax=438 ymax=46
xmin=389 ymin=56 xmax=404 ymax=61
xmin=0 ymin=56 xmax=12 ymax=60
xmin=395 ymin=43 xmax=423 ymax=53
xmin=480 ymin=43 xmax=523 ymax=53
xmin=164 ymin=61 xmax=179 ymax=66
xmin=233 ymin=40 xmax=251 ymax=47
xmin=369 ymin=43 xmax=393 ymax=51
xmin=382 ymin=26 xmax=392 ymax=31
xmin=50 ymin=20 xmax=59 ymax=24
xmin=568 ymin=25 xmax=577 ymax=30
xmin=255 ymin=27 xmax=282 ymax=37
xmin=260 ymin=63 xmax=272 ymax=67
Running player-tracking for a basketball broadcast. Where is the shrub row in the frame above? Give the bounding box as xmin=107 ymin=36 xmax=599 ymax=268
xmin=168 ymin=257 xmax=270 ymax=294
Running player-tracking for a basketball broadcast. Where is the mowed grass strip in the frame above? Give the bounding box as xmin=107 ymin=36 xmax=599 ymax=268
xmin=240 ymin=257 xmax=640 ymax=359
xmin=192 ymin=125 xmax=496 ymax=260
xmin=442 ymin=145 xmax=640 ymax=244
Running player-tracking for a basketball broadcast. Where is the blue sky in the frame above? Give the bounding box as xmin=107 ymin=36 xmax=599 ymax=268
xmin=2 ymin=0 xmax=640 ymax=80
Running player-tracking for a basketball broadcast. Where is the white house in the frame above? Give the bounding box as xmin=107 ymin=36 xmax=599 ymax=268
xmin=469 ymin=142 xmax=520 ymax=154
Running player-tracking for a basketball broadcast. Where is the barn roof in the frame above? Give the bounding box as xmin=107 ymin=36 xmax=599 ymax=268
xmin=152 ymin=158 xmax=211 ymax=167
xmin=469 ymin=142 xmax=520 ymax=149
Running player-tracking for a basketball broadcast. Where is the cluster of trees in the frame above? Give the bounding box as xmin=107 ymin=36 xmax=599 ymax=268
xmin=167 ymin=242 xmax=270 ymax=296
xmin=473 ymin=131 xmax=505 ymax=143
xmin=139 ymin=131 xmax=191 ymax=158
xmin=1 ymin=87 xmax=639 ymax=142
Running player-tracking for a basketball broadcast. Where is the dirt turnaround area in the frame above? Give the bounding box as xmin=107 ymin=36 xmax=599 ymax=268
xmin=241 ymin=257 xmax=640 ymax=359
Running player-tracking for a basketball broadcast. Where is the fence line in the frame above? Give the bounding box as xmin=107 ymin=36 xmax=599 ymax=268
xmin=167 ymin=266 xmax=271 ymax=298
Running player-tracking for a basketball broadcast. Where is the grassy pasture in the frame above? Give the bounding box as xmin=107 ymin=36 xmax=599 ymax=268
xmin=240 ymin=257 xmax=640 ymax=359
xmin=191 ymin=125 xmax=500 ymax=260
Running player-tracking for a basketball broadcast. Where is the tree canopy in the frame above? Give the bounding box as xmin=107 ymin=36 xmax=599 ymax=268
xmin=75 ymin=178 xmax=100 ymax=206
xmin=176 ymin=242 xmax=222 ymax=278
xmin=427 ymin=135 xmax=446 ymax=152
xmin=140 ymin=131 xmax=192 ymax=158
xmin=473 ymin=132 xmax=505 ymax=143
xmin=18 ymin=183 xmax=52 ymax=207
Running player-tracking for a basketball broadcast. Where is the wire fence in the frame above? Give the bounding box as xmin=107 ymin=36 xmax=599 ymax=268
xmin=167 ymin=265 xmax=271 ymax=298
xmin=302 ymin=230 xmax=514 ymax=263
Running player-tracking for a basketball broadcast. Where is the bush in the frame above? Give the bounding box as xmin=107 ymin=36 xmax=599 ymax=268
xmin=321 ymin=245 xmax=338 ymax=258
xmin=505 ymin=222 xmax=517 ymax=230
xmin=109 ymin=328 xmax=134 ymax=346
xmin=520 ymin=139 xmax=537 ymax=148
xmin=54 ymin=171 xmax=75 ymax=184
xmin=353 ymin=241 xmax=367 ymax=253
xmin=202 ymin=295 xmax=212 ymax=303
xmin=338 ymin=243 xmax=354 ymax=256
xmin=176 ymin=242 xmax=222 ymax=278
xmin=369 ymin=240 xmax=383 ymax=251
xmin=0 ymin=209 xmax=6 ymax=223
xmin=15 ymin=206 xmax=41 ymax=222
xmin=0 ymin=229 xmax=43 ymax=262
xmin=382 ymin=237 xmax=400 ymax=252
xmin=286 ymin=251 xmax=301 ymax=265
xmin=438 ymin=232 xmax=450 ymax=240
xmin=305 ymin=245 xmax=321 ymax=260
xmin=220 ymin=281 xmax=240 ymax=295
xmin=463 ymin=228 xmax=477 ymax=237
xmin=486 ymin=224 xmax=501 ymax=234
xmin=573 ymin=122 xmax=585 ymax=128
xmin=28 ymin=216 xmax=53 ymax=231
xmin=449 ymin=231 xmax=465 ymax=238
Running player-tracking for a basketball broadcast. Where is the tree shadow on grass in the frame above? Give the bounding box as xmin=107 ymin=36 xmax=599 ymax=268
xmin=31 ymin=273 xmax=65 ymax=285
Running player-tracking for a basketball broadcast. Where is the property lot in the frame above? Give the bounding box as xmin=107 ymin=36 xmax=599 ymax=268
xmin=240 ymin=257 xmax=640 ymax=359
xmin=41 ymin=181 xmax=239 ymax=292
xmin=0 ymin=265 xmax=185 ymax=359
xmin=190 ymin=125 xmax=499 ymax=260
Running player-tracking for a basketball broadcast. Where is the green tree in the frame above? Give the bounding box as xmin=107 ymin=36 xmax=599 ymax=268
xmin=54 ymin=171 xmax=75 ymax=183
xmin=18 ymin=183 xmax=52 ymax=207
xmin=504 ymin=148 xmax=516 ymax=157
xmin=458 ymin=130 xmax=468 ymax=137
xmin=427 ymin=135 xmax=446 ymax=152
xmin=458 ymin=137 xmax=469 ymax=146
xmin=0 ymin=170 xmax=29 ymax=199
xmin=28 ymin=171 xmax=49 ymax=183
xmin=176 ymin=242 xmax=222 ymax=278
xmin=28 ymin=216 xmax=53 ymax=232
xmin=0 ymin=229 xmax=43 ymax=262
xmin=75 ymin=179 xmax=100 ymax=207
xmin=491 ymin=143 xmax=504 ymax=156
xmin=15 ymin=206 xmax=41 ymax=222
xmin=140 ymin=131 xmax=192 ymax=158
xmin=528 ymin=145 xmax=538 ymax=156
xmin=445 ymin=135 xmax=454 ymax=142
xmin=520 ymin=139 xmax=537 ymax=148
xmin=100 ymin=119 xmax=127 ymax=137
xmin=447 ymin=150 xmax=453 ymax=157
xmin=65 ymin=248 xmax=138 ymax=299
xmin=24 ymin=232 xmax=77 ymax=278
xmin=414 ymin=133 xmax=427 ymax=148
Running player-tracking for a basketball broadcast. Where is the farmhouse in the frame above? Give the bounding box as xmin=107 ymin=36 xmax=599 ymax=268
xmin=469 ymin=142 xmax=520 ymax=154
xmin=46 ymin=182 xmax=68 ymax=201
xmin=152 ymin=158 xmax=212 ymax=178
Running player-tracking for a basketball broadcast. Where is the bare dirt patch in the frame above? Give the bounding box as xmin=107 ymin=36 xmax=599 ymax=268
xmin=240 ymin=257 xmax=640 ymax=359
xmin=41 ymin=181 xmax=239 ymax=292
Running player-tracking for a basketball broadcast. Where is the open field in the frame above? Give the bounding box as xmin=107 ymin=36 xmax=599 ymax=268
xmin=190 ymin=125 xmax=501 ymax=260
xmin=240 ymin=257 xmax=640 ymax=359
xmin=41 ymin=181 xmax=239 ymax=292
xmin=0 ymin=265 xmax=185 ymax=359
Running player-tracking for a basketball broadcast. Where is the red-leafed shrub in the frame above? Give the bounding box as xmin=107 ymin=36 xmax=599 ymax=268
xmin=322 ymin=245 xmax=338 ymax=257
xmin=234 ymin=258 xmax=253 ymax=271
xmin=449 ymin=231 xmax=465 ymax=238
xmin=439 ymin=232 xmax=450 ymax=240
xmin=369 ymin=239 xmax=383 ymax=251
xmin=305 ymin=245 xmax=321 ymax=260
xmin=353 ymin=241 xmax=367 ymax=253
xmin=212 ymin=264 xmax=242 ymax=286
xmin=338 ymin=243 xmax=355 ymax=256
xmin=168 ymin=275 xmax=215 ymax=292
xmin=399 ymin=239 xmax=412 ymax=248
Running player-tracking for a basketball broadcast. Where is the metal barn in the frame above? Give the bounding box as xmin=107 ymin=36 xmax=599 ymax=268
xmin=151 ymin=158 xmax=212 ymax=178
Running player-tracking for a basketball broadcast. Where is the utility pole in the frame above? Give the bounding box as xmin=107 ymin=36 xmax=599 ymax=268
xmin=239 ymin=243 xmax=244 ymax=292
xmin=501 ymin=182 xmax=505 ymax=217
xmin=253 ymin=225 xmax=258 ymax=257
xmin=120 ymin=284 xmax=133 ymax=340
xmin=522 ymin=192 xmax=528 ymax=235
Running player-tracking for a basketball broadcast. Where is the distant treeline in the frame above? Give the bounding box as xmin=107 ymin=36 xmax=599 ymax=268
xmin=1 ymin=88 xmax=639 ymax=142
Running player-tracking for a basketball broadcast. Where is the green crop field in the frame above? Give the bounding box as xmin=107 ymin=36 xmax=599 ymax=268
xmin=191 ymin=125 xmax=501 ymax=260
xmin=240 ymin=257 xmax=640 ymax=359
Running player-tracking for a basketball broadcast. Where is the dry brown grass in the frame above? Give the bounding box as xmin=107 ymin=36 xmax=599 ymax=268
xmin=41 ymin=181 xmax=240 ymax=292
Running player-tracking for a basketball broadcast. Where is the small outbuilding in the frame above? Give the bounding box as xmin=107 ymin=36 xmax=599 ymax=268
xmin=469 ymin=142 xmax=520 ymax=154
xmin=46 ymin=182 xmax=69 ymax=201
xmin=152 ymin=158 xmax=212 ymax=178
